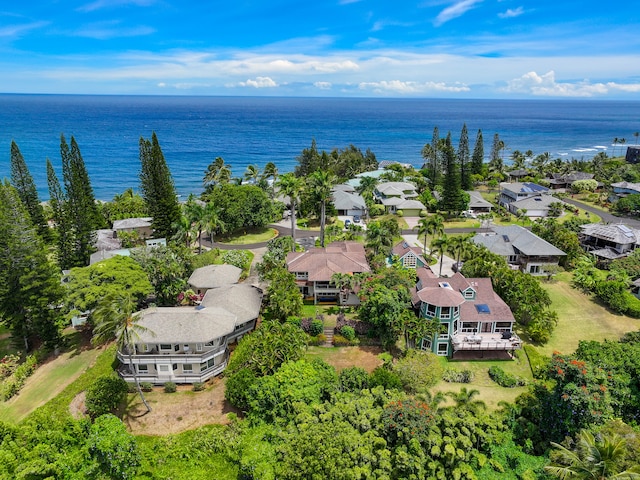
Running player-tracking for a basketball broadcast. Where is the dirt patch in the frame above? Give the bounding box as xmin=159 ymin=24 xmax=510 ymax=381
xmin=123 ymin=377 xmax=240 ymax=436
xmin=306 ymin=345 xmax=384 ymax=373
xmin=69 ymin=391 xmax=87 ymax=419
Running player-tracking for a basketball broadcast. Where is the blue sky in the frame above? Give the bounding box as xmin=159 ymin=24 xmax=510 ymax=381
xmin=1 ymin=1 xmax=639 ymax=98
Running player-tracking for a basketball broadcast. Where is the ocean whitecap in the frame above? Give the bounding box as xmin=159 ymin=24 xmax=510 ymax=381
xmin=573 ymin=148 xmax=597 ymax=152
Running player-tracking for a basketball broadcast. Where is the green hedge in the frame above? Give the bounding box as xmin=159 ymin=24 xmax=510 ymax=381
xmin=523 ymin=344 xmax=549 ymax=379
xmin=0 ymin=355 xmax=37 ymax=401
xmin=488 ymin=366 xmax=528 ymax=388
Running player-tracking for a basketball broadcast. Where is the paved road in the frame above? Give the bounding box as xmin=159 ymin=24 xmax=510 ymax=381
xmin=563 ymin=198 xmax=640 ymax=228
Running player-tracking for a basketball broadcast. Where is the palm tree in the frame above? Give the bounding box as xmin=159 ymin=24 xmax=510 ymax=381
xmin=545 ymin=429 xmax=640 ymax=479
xmin=203 ymin=157 xmax=232 ymax=187
xmin=430 ymin=233 xmax=451 ymax=277
xmin=262 ymin=161 xmax=278 ymax=197
xmin=92 ymin=292 xmax=155 ymax=414
xmin=203 ymin=201 xmax=225 ymax=245
xmin=244 ymin=164 xmax=260 ymax=184
xmin=276 ymin=173 xmax=303 ymax=245
xmin=445 ymin=387 xmax=486 ymax=414
xmin=448 ymin=233 xmax=474 ymax=266
xmin=171 ymin=211 xmax=195 ymax=248
xmin=365 ymin=220 xmax=395 ymax=256
xmin=415 ymin=214 xmax=444 ymax=257
xmin=310 ymin=170 xmax=334 ymax=247
xmin=355 ymin=175 xmax=379 ymax=209
xmin=612 ymin=138 xmax=619 ymax=157
xmin=184 ymin=195 xmax=206 ymax=253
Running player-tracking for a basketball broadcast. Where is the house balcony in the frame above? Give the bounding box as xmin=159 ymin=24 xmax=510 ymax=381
xmin=451 ymin=332 xmax=522 ymax=352
xmin=117 ymin=344 xmax=226 ymax=364
xmin=118 ymin=358 xmax=228 ymax=384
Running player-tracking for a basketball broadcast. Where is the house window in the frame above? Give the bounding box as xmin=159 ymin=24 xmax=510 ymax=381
xmin=295 ymin=272 xmax=308 ymax=280
xmin=495 ymin=322 xmax=512 ymax=332
xmin=159 ymin=344 xmax=172 ymax=351
xmin=158 ymin=365 xmax=170 ymax=372
xmin=142 ymin=344 xmax=150 ymax=352
xmin=174 ymin=344 xmax=180 ymax=352
xmin=196 ymin=343 xmax=204 ymax=352
xmin=464 ymin=289 xmax=475 ymax=299
xmin=439 ymin=323 xmax=449 ymax=339
xmin=508 ymin=255 xmax=518 ymax=263
xmin=529 ymin=265 xmax=540 ymax=274
xmin=420 ymin=338 xmax=432 ymax=351
xmin=437 ymin=343 xmax=449 ymax=356
xmin=461 ymin=322 xmax=478 ymax=333
xmin=138 ymin=364 xmax=148 ymax=373
xmin=453 ymin=320 xmax=458 ymax=335
xmin=403 ymin=254 xmax=416 ymax=268
xmin=172 ymin=363 xmax=178 ymax=370
xmin=440 ymin=306 xmax=451 ymax=319
xmin=425 ymin=303 xmax=436 ymax=317
xmin=183 ymin=364 xmax=193 ymax=373
xmin=452 ymin=306 xmax=460 ymax=318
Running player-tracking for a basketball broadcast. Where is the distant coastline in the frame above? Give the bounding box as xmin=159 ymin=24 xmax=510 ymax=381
xmin=0 ymin=95 xmax=637 ymax=200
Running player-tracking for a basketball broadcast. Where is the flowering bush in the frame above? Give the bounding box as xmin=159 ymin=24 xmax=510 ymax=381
xmin=220 ymin=250 xmax=251 ymax=270
xmin=335 ymin=313 xmax=372 ymax=336
xmin=381 ymin=398 xmax=434 ymax=447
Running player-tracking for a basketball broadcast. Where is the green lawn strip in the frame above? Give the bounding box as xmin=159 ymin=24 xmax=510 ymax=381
xmin=539 ymin=276 xmax=639 ymax=356
xmin=431 ymin=351 xmax=532 ymax=411
xmin=9 ymin=344 xmax=117 ymax=423
xmin=217 ymin=227 xmax=277 ymax=245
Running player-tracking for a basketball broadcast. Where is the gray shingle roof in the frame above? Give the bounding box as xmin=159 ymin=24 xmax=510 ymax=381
xmin=473 ymin=225 xmax=566 ymax=257
xmin=580 ymin=223 xmax=640 ymax=245
xmin=510 ymin=194 xmax=565 ymax=210
xmin=467 ymin=191 xmax=493 ymax=209
xmin=332 ymin=189 xmax=366 ymax=211
xmin=112 ymin=217 xmax=152 ymax=230
xmin=135 ymin=284 xmax=263 ymax=343
xmin=188 ymin=264 xmax=242 ymax=290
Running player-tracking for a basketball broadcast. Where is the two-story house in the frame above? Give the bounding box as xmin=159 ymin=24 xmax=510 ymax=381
xmin=286 ymin=241 xmax=370 ymax=305
xmin=374 ymin=181 xmax=426 ymax=216
xmin=580 ymin=222 xmax=640 ymax=263
xmin=472 ymin=225 xmax=566 ymax=275
xmin=117 ymin=283 xmax=263 ymax=384
xmin=412 ymin=269 xmax=520 ymax=358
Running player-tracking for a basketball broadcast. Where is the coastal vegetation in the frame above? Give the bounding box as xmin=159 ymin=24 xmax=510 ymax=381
xmin=3 ymin=128 xmax=640 ymax=478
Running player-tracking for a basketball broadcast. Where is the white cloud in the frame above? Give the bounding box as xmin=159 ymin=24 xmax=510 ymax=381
xmin=358 ymin=80 xmax=469 ymax=94
xmin=314 ymin=81 xmax=332 ymax=90
xmin=73 ymin=22 xmax=155 ymax=39
xmin=504 ymin=70 xmax=640 ymax=97
xmin=237 ymin=76 xmax=278 ymax=88
xmin=77 ymin=0 xmax=156 ymax=13
xmin=498 ymin=7 xmax=524 ymax=19
xmin=0 ymin=21 xmax=48 ymax=38
xmin=434 ymin=0 xmax=483 ymax=26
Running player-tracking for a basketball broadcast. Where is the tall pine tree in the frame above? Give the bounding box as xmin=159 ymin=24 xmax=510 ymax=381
xmin=0 ymin=182 xmax=65 ymax=350
xmin=9 ymin=141 xmax=50 ymax=242
xmin=47 ymin=159 xmax=75 ymax=269
xmin=471 ymin=129 xmax=484 ymax=176
xmin=421 ymin=127 xmax=441 ymax=186
xmin=489 ymin=133 xmax=504 ymax=174
xmin=440 ymin=134 xmax=466 ymax=215
xmin=457 ymin=124 xmax=471 ymax=190
xmin=139 ymin=132 xmax=180 ymax=239
xmin=59 ymin=134 xmax=101 ymax=267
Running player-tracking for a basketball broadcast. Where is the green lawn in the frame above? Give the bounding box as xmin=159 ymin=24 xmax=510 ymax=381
xmin=539 ymin=273 xmax=639 ymax=356
xmin=217 ymin=227 xmax=277 ymax=245
xmin=0 ymin=331 xmax=108 ymax=423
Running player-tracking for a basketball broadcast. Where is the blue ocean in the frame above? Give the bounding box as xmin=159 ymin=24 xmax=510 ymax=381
xmin=0 ymin=94 xmax=638 ymax=201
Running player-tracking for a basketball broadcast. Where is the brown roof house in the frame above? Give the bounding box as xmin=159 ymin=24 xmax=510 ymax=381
xmin=389 ymin=241 xmax=429 ymax=269
xmin=116 ymin=284 xmax=263 ymax=384
xmin=411 ymin=270 xmax=520 ymax=358
xmin=286 ymin=241 xmax=370 ymax=305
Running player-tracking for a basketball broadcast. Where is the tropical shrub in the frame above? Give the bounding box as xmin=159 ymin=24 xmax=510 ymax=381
xmin=335 ymin=314 xmax=372 ymax=336
xmin=0 ymin=354 xmax=37 ymax=401
xmin=192 ymin=382 xmax=205 ymax=392
xmin=338 ymin=366 xmax=370 ymax=392
xmin=369 ymin=366 xmax=402 ymax=390
xmin=488 ymin=366 xmax=527 ymax=388
xmin=442 ymin=368 xmax=474 ymax=383
xmin=225 ymin=368 xmax=258 ymax=410
xmin=340 ymin=325 xmax=356 ymax=341
xmin=220 ymin=250 xmax=251 ymax=270
xmin=524 ymin=344 xmax=549 ymax=379
xmin=140 ymin=382 xmax=153 ymax=392
xmin=85 ymin=375 xmax=129 ymax=418
xmin=307 ymin=334 xmax=327 ymax=346
xmin=393 ymin=350 xmax=442 ymax=393
xmin=309 ymin=319 xmax=324 ymax=336
xmin=164 ymin=382 xmax=177 ymax=393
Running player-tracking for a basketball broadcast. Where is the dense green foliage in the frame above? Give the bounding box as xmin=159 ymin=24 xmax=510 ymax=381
xmin=0 ymin=183 xmax=65 ymax=350
xmin=85 ymin=375 xmax=129 ymax=418
xmin=139 ymin=132 xmax=181 ymax=239
xmin=294 ymin=139 xmax=377 ymax=180
xmin=205 ymin=183 xmax=275 ymax=234
xmin=64 ymin=255 xmax=153 ymax=316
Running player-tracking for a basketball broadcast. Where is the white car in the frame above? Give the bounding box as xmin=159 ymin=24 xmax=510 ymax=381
xmin=461 ymin=210 xmax=477 ymax=219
